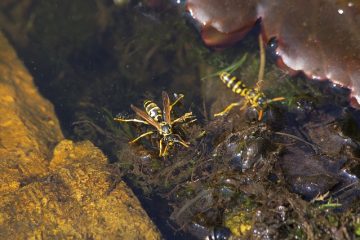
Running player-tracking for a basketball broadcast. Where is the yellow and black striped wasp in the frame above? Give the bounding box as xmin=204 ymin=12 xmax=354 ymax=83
xmin=214 ymin=72 xmax=285 ymax=120
xmin=114 ymin=91 xmax=196 ymax=157
xmin=214 ymin=35 xmax=285 ymax=121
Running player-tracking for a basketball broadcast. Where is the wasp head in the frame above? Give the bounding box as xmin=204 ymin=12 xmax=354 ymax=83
xmin=257 ymin=96 xmax=267 ymax=108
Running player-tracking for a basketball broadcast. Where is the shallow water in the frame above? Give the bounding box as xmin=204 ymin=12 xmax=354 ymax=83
xmin=1 ymin=0 xmax=359 ymax=239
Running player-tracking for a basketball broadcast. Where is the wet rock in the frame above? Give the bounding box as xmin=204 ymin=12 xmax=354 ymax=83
xmin=304 ymin=117 xmax=355 ymax=156
xmin=0 ymin=31 xmax=160 ymax=239
xmin=331 ymin=170 xmax=360 ymax=209
xmin=214 ymin=129 xmax=270 ymax=172
xmin=207 ymin=226 xmax=232 ymax=240
xmin=0 ymin=140 xmax=161 ymax=239
xmin=0 ymin=31 xmax=63 ymax=194
xmin=280 ymin=145 xmax=345 ymax=200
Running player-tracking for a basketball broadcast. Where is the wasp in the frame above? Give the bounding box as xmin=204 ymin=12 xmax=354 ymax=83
xmin=114 ymin=91 xmax=196 ymax=157
xmin=214 ymin=71 xmax=285 ymax=120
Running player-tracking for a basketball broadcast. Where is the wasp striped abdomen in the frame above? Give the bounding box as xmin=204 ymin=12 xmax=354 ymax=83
xmin=220 ymin=72 xmax=266 ymax=108
xmin=144 ymin=100 xmax=162 ymax=122
xmin=220 ymin=72 xmax=248 ymax=95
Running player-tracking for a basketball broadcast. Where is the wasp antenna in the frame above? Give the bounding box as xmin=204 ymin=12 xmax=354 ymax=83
xmin=267 ymin=97 xmax=286 ymax=104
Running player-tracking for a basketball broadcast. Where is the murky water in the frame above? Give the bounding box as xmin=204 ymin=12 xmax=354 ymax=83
xmin=1 ymin=0 xmax=359 ymax=239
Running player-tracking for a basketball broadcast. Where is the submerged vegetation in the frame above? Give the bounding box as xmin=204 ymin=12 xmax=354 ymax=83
xmin=0 ymin=0 xmax=359 ymax=239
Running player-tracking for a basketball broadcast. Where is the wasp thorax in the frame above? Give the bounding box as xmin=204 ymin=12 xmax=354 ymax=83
xmin=160 ymin=122 xmax=172 ymax=135
xmin=248 ymin=91 xmax=256 ymax=97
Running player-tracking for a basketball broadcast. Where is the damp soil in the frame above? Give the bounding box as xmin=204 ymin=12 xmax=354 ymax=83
xmin=1 ymin=0 xmax=359 ymax=239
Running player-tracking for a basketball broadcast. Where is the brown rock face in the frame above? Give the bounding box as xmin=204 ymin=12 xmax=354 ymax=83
xmin=0 ymin=31 xmax=160 ymax=239
xmin=0 ymin=31 xmax=63 ymax=194
xmin=0 ymin=140 xmax=160 ymax=239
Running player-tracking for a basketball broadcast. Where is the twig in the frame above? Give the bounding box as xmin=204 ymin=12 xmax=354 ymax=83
xmin=274 ymin=131 xmax=320 ymax=152
xmin=257 ymin=35 xmax=265 ymax=85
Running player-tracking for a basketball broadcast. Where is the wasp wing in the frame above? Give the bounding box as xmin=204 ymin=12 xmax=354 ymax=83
xmin=162 ymin=91 xmax=171 ymax=124
xmin=131 ymin=104 xmax=161 ymax=131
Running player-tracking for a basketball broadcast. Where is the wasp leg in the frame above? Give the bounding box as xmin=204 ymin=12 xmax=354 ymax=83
xmin=173 ymin=134 xmax=190 ymax=147
xmin=240 ymin=100 xmax=250 ymax=110
xmin=185 ymin=118 xmax=197 ymax=125
xmin=177 ymin=139 xmax=190 ymax=148
xmin=214 ymin=102 xmax=242 ymax=117
xmin=258 ymin=109 xmax=264 ymax=121
xmin=159 ymin=138 xmax=171 ymax=157
xmin=114 ymin=117 xmax=149 ymax=125
xmin=162 ymin=144 xmax=170 ymax=157
xmin=170 ymin=94 xmax=184 ymax=110
xmin=255 ymin=80 xmax=264 ymax=92
xmin=159 ymin=138 xmax=164 ymax=157
xmin=129 ymin=131 xmax=155 ymax=143
xmin=172 ymin=112 xmax=196 ymax=124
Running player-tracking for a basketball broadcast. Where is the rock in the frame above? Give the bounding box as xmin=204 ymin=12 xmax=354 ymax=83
xmin=0 ymin=140 xmax=160 ymax=239
xmin=0 ymin=31 xmax=161 ymax=239
xmin=0 ymin=31 xmax=63 ymax=194
xmin=280 ymin=144 xmax=344 ymax=200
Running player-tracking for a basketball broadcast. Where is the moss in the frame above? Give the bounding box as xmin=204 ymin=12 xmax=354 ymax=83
xmin=355 ymin=223 xmax=360 ymax=236
xmin=224 ymin=210 xmax=253 ymax=237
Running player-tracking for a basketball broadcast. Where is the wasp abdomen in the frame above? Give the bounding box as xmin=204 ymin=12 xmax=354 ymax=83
xmin=220 ymin=72 xmax=247 ymax=95
xmin=144 ymin=100 xmax=162 ymax=122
